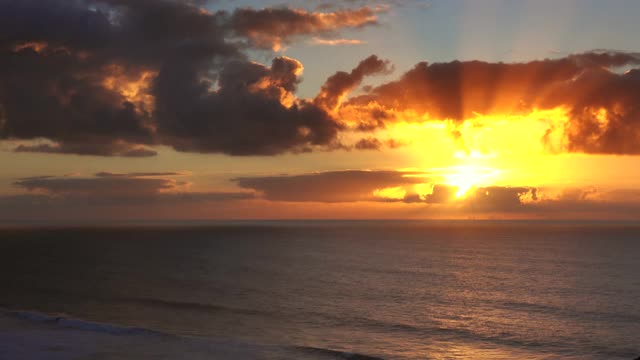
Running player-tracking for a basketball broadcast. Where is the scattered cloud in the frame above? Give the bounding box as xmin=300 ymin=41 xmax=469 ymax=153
xmin=315 ymin=55 xmax=393 ymax=112
xmin=233 ymin=169 xmax=536 ymax=210
xmin=6 ymin=170 xmax=640 ymax=221
xmin=0 ymin=170 xmax=251 ymax=221
xmin=14 ymin=175 xmax=185 ymax=197
xmin=309 ymin=37 xmax=366 ymax=46
xmin=353 ymin=137 xmax=404 ymax=150
xmin=227 ymin=6 xmax=380 ymax=51
xmin=94 ymin=172 xmax=188 ymax=178
xmin=14 ymin=143 xmax=158 ymax=157
xmin=234 ymin=170 xmax=425 ymax=202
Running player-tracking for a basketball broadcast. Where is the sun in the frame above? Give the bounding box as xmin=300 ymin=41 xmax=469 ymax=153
xmin=444 ymin=165 xmax=499 ymax=198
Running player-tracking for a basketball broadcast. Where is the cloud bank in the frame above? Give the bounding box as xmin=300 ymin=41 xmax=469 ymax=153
xmin=1 ymin=0 xmax=640 ymax=157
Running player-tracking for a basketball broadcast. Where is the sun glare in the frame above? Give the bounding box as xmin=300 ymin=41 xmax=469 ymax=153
xmin=443 ymin=165 xmax=499 ymax=198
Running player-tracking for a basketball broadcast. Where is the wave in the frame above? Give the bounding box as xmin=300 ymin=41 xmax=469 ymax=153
xmin=5 ymin=309 xmax=170 ymax=337
xmin=294 ymin=346 xmax=385 ymax=360
xmin=500 ymin=300 xmax=640 ymax=323
xmin=3 ymin=284 xmax=277 ymax=319
xmin=3 ymin=308 xmax=388 ymax=360
xmin=118 ymin=296 xmax=274 ymax=317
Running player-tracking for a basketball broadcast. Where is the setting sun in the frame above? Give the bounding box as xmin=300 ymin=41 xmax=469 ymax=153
xmin=443 ymin=165 xmax=500 ymax=198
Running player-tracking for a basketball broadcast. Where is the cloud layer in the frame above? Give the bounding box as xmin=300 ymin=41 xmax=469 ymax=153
xmin=1 ymin=0 xmax=640 ymax=157
xmin=5 ymin=170 xmax=640 ymax=221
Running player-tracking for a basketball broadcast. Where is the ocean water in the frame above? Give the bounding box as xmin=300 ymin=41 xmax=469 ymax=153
xmin=0 ymin=221 xmax=639 ymax=359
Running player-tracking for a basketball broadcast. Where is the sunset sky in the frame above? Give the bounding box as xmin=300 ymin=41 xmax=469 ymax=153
xmin=2 ymin=0 xmax=640 ymax=221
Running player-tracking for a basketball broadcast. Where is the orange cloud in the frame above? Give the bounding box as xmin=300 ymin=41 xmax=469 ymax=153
xmin=228 ymin=6 xmax=380 ymax=51
xmin=309 ymin=38 xmax=366 ymax=46
xmin=337 ymin=52 xmax=640 ymax=155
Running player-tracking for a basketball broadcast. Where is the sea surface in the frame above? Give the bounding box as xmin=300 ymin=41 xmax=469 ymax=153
xmin=0 ymin=221 xmax=638 ymax=359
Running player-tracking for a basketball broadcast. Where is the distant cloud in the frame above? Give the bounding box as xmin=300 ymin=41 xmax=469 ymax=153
xmin=353 ymin=137 xmax=404 ymax=150
xmin=6 ymin=170 xmax=640 ymax=221
xmin=234 ymin=169 xmax=538 ymax=212
xmin=14 ymin=143 xmax=158 ymax=157
xmin=95 ymin=172 xmax=187 ymax=178
xmin=13 ymin=173 xmax=253 ymax=201
xmin=230 ymin=168 xmax=640 ymax=219
xmin=234 ymin=170 xmax=426 ymax=202
xmin=3 ymin=172 xmax=254 ymax=222
xmin=228 ymin=6 xmax=381 ymax=51
xmin=309 ymin=37 xmax=366 ymax=46
xmin=14 ymin=176 xmax=184 ymax=197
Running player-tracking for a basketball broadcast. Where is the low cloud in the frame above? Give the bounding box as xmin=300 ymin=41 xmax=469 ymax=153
xmin=233 ymin=169 xmax=542 ymax=213
xmin=6 ymin=170 xmax=640 ymax=221
xmin=95 ymin=172 xmax=187 ymax=178
xmin=14 ymin=175 xmax=184 ymax=197
xmin=234 ymin=170 xmax=424 ymax=202
xmin=13 ymin=173 xmax=254 ymax=201
xmin=14 ymin=143 xmax=158 ymax=157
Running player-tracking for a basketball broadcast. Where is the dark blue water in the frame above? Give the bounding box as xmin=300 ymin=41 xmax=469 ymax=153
xmin=0 ymin=221 xmax=639 ymax=359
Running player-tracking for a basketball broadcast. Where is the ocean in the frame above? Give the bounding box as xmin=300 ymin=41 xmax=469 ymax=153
xmin=0 ymin=221 xmax=638 ymax=359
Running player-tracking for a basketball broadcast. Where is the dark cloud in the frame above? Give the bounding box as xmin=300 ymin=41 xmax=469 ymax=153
xmin=14 ymin=143 xmax=157 ymax=157
xmin=6 ymin=171 xmax=640 ymax=221
xmin=0 ymin=0 xmax=381 ymax=157
xmin=14 ymin=176 xmax=181 ymax=197
xmin=0 ymin=190 xmax=254 ymax=222
xmin=315 ymin=55 xmax=392 ymax=111
xmin=354 ymin=137 xmax=384 ymax=150
xmin=0 ymin=0 xmax=228 ymax=156
xmin=95 ymin=172 xmax=186 ymax=178
xmin=343 ymin=51 xmax=640 ymax=154
xmin=154 ymin=56 xmax=343 ymax=155
xmin=12 ymin=173 xmax=254 ymax=202
xmin=422 ymin=184 xmax=457 ymax=204
xmin=352 ymin=51 xmax=640 ymax=121
xmin=547 ymin=68 xmax=640 ymax=154
xmin=227 ymin=6 xmax=380 ymax=50
xmin=4 ymin=170 xmax=254 ymax=221
xmin=464 ymin=186 xmax=537 ymax=210
xmin=353 ymin=137 xmax=404 ymax=150
xmin=234 ymin=170 xmax=424 ymax=202
xmin=233 ymin=169 xmax=539 ymax=212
